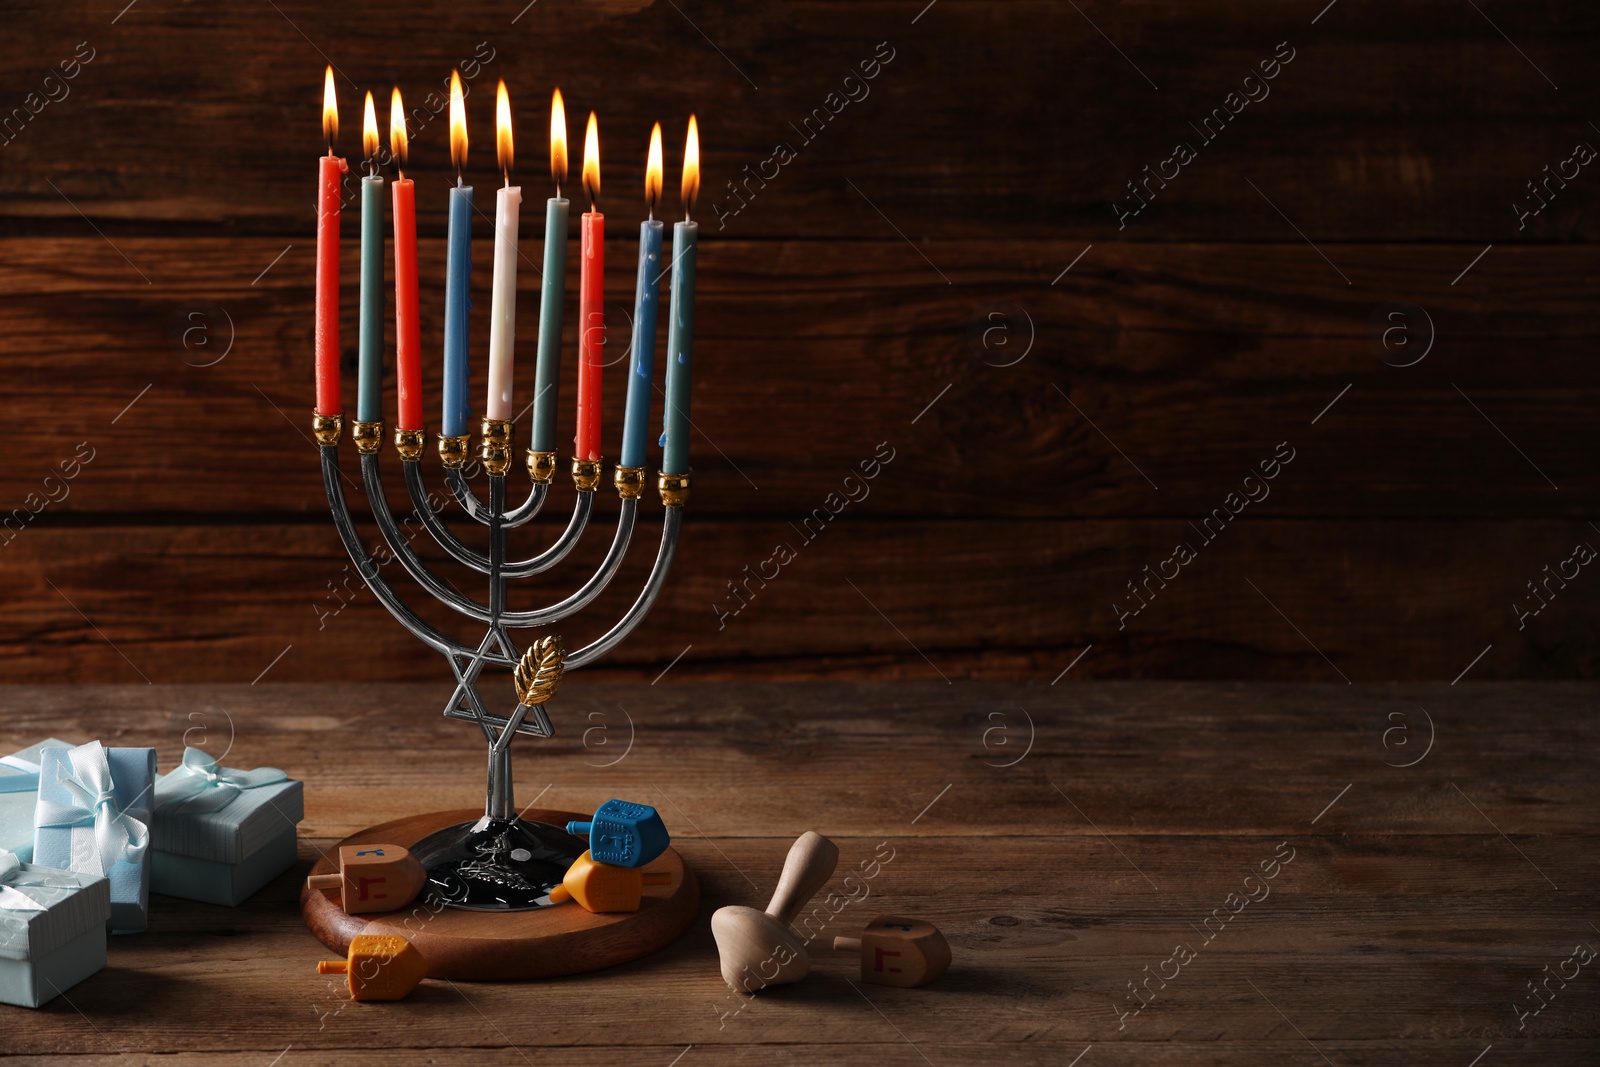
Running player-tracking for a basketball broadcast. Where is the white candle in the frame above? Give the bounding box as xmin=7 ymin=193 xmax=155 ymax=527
xmin=486 ymin=80 xmax=520 ymax=422
xmin=486 ymin=182 xmax=521 ymax=420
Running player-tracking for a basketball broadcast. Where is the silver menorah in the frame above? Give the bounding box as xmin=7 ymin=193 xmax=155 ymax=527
xmin=313 ymin=412 xmax=688 ymax=910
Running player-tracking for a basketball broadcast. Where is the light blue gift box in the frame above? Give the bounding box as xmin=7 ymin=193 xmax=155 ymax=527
xmin=150 ymin=748 xmax=303 ymax=907
xmin=33 ymin=742 xmax=155 ymax=936
xmin=0 ymin=852 xmax=110 ymax=1008
xmin=0 ymin=851 xmax=109 ymax=1011
xmin=0 ymin=738 xmax=77 ymax=862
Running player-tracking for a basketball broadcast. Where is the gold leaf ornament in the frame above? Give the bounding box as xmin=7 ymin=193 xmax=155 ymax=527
xmin=515 ymin=635 xmax=566 ymax=706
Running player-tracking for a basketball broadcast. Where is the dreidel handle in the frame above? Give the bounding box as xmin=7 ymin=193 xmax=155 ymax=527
xmin=833 ymin=936 xmax=862 ymax=953
xmin=307 ymin=874 xmax=342 ymax=890
xmin=317 ymin=960 xmax=348 ymax=974
xmin=567 ymin=820 xmax=594 ymax=836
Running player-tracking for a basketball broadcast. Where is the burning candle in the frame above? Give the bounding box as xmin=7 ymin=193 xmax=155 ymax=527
xmin=530 ymin=89 xmax=569 ymax=459
xmin=315 ymin=67 xmax=348 ymax=418
xmin=441 ymin=70 xmax=473 ymax=440
xmin=574 ymin=111 xmax=605 ymax=463
xmin=485 ymin=80 xmax=520 ymax=423
xmin=662 ymin=115 xmax=699 ymax=477
xmin=356 ymin=91 xmax=385 ymax=426
xmin=620 ymin=123 xmax=663 ymax=471
xmin=390 ymin=88 xmax=423 ymax=434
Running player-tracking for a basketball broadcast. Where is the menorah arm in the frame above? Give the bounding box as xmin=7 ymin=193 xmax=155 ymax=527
xmin=360 ymin=453 xmax=505 ymax=625
xmin=500 ymin=490 xmax=593 ymax=578
xmin=406 ymin=458 xmax=594 ymax=577
xmin=403 ymin=459 xmax=493 ymax=573
xmin=567 ymin=505 xmax=683 ymax=669
xmin=498 ymin=498 xmax=638 ymax=627
xmin=320 ymin=445 xmax=505 ymax=663
xmin=445 ymin=466 xmax=547 ymax=530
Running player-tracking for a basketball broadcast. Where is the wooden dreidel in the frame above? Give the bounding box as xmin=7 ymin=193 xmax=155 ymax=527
xmin=548 ymin=850 xmax=672 ymax=912
xmin=306 ymin=843 xmax=428 ymax=915
xmin=565 ymin=798 xmax=669 ymax=868
xmin=710 ymin=830 xmax=839 ymax=993
xmin=833 ymin=916 xmax=952 ymax=988
xmin=316 ymin=933 xmax=428 ymax=1001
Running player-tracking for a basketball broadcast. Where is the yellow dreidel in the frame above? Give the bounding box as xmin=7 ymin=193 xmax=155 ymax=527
xmin=548 ymin=850 xmax=672 ymax=912
xmin=306 ymin=843 xmax=428 ymax=915
xmin=316 ymin=934 xmax=428 ymax=1001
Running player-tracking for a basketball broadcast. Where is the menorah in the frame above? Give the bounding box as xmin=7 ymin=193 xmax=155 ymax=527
xmin=312 ymin=411 xmax=688 ymax=912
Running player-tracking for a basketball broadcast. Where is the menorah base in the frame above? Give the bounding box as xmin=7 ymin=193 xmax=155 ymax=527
xmin=301 ymin=807 xmax=700 ymax=980
xmin=410 ymin=814 xmax=586 ymax=910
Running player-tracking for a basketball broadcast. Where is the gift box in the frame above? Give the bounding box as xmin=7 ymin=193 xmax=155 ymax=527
xmin=150 ymin=747 xmax=303 ymax=907
xmin=33 ymin=742 xmax=155 ymax=935
xmin=0 ymin=738 xmax=77 ymax=862
xmin=0 ymin=849 xmax=110 ymax=1008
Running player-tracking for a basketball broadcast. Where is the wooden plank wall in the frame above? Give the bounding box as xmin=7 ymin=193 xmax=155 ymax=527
xmin=0 ymin=1 xmax=1595 ymax=684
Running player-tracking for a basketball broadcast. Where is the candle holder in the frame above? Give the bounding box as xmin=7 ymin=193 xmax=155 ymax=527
xmin=313 ymin=411 xmax=687 ymax=912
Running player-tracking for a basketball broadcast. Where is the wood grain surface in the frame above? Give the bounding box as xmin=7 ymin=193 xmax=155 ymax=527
xmin=0 ymin=0 xmax=1596 ymax=683
xmin=0 ymin=681 xmax=1594 ymax=1063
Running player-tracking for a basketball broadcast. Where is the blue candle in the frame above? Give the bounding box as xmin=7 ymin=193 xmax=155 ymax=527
xmin=662 ymin=219 xmax=696 ymax=476
xmin=356 ymin=172 xmax=385 ymax=424
xmin=662 ymin=115 xmax=699 ymax=478
xmin=620 ymin=217 xmax=663 ymax=469
xmin=441 ymin=183 xmax=473 ymax=437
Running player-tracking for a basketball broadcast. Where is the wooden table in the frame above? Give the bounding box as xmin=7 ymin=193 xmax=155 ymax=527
xmin=3 ymin=682 xmax=1594 ymax=1064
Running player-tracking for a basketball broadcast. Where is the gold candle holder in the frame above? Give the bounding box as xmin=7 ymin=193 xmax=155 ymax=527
xmin=438 ymin=433 xmax=471 ymax=470
xmin=613 ymin=465 xmax=645 ymax=500
xmin=351 ymin=420 xmax=384 ymax=455
xmin=658 ymin=472 xmax=691 ymax=507
xmin=480 ymin=418 xmax=513 ymax=477
xmin=394 ymin=427 xmax=426 ymax=462
xmin=312 ymin=412 xmax=344 ymax=447
xmin=571 ymin=457 xmax=604 ymax=492
xmin=526 ymin=449 xmax=557 ymax=484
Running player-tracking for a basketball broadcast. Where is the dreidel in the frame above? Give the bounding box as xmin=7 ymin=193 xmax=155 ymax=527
xmin=306 ymin=843 xmax=428 ymax=915
xmin=832 ymin=916 xmax=951 ymax=988
xmin=565 ymin=798 xmax=670 ymax=868
xmin=548 ymin=850 xmax=672 ymax=912
xmin=316 ymin=934 xmax=428 ymax=1001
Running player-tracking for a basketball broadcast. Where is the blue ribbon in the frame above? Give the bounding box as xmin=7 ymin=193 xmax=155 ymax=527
xmin=153 ymin=747 xmax=287 ymax=815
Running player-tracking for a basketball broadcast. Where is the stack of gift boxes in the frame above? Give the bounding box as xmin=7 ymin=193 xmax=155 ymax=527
xmin=0 ymin=738 xmax=302 ymax=1008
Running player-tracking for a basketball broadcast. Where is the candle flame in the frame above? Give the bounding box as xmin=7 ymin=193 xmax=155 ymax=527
xmin=496 ymin=80 xmax=513 ymax=181
xmin=321 ymin=66 xmax=337 ymax=147
xmin=362 ymin=91 xmax=378 ymax=161
xmin=582 ymin=110 xmax=600 ymax=208
xmin=550 ymin=88 xmax=567 ymax=191
xmin=389 ymin=88 xmax=408 ymax=170
xmin=646 ymin=122 xmax=663 ymax=218
xmin=682 ymin=114 xmax=699 ymax=218
xmin=449 ymin=70 xmax=467 ymax=175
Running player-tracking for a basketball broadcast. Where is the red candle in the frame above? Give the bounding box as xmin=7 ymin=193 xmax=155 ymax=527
xmin=575 ymin=111 xmax=604 ymax=461
xmin=315 ymin=68 xmax=348 ymax=417
xmin=390 ymin=88 xmax=422 ymax=431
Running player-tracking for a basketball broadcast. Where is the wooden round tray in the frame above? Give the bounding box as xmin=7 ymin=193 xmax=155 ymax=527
xmin=300 ymin=807 xmax=699 ymax=980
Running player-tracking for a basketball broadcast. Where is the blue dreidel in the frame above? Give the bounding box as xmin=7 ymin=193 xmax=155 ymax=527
xmin=565 ymin=799 xmax=669 ymax=868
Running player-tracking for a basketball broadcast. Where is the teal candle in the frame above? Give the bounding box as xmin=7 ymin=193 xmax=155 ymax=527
xmin=661 ymin=219 xmax=697 ymax=476
xmin=441 ymin=183 xmax=473 ymax=437
xmin=356 ymin=172 xmax=385 ymax=424
xmin=531 ymin=196 xmax=568 ymax=453
xmin=621 ymin=218 xmax=663 ymax=469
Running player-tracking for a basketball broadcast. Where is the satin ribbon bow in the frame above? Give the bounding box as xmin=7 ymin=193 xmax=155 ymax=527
xmin=33 ymin=742 xmax=149 ymax=877
xmin=0 ymin=848 xmax=80 ymax=915
xmin=153 ymin=747 xmax=287 ymax=815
